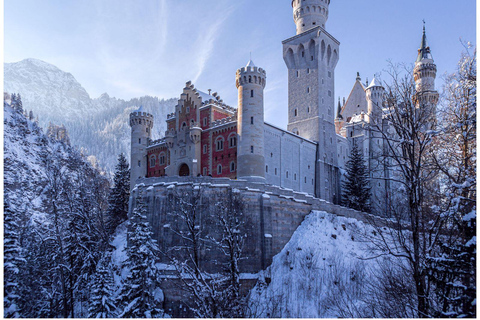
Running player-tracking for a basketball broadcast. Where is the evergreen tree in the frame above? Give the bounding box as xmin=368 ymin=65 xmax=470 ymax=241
xmin=88 ymin=257 xmax=116 ymax=318
xmin=342 ymin=141 xmax=371 ymax=212
xmin=106 ymin=153 xmax=130 ymax=234
xmin=117 ymin=193 xmax=163 ymax=318
xmin=4 ymin=197 xmax=26 ymax=318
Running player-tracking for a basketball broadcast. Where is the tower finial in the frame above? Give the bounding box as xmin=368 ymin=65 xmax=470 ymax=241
xmin=356 ymin=72 xmax=361 ymax=81
xmin=417 ymin=21 xmax=432 ymax=62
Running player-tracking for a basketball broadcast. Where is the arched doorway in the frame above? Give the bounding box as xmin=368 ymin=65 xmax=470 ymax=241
xmin=178 ymin=163 xmax=190 ymax=177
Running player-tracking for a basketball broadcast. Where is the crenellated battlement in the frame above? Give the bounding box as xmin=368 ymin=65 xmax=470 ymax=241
xmin=292 ymin=0 xmax=330 ymax=34
xmin=235 ymin=66 xmax=267 ymax=89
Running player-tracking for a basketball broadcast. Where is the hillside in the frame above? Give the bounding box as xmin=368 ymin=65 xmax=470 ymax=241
xmin=4 ymin=58 xmax=177 ymax=173
xmin=248 ymin=210 xmax=414 ymax=318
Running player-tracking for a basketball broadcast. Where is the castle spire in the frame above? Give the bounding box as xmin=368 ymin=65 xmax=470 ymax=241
xmin=416 ymin=21 xmax=433 ymax=62
xmin=336 ymin=97 xmax=343 ymax=119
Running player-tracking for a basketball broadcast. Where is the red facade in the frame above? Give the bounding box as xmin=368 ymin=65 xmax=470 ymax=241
xmin=147 ymin=103 xmax=237 ymax=179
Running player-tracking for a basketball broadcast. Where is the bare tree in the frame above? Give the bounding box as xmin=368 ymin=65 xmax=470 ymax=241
xmin=427 ymin=45 xmax=476 ymax=317
xmin=366 ymin=63 xmax=440 ymax=317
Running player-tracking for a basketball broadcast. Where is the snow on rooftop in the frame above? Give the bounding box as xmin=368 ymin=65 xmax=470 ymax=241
xmin=197 ymin=90 xmax=216 ymax=102
xmin=366 ymin=77 xmax=382 ymax=89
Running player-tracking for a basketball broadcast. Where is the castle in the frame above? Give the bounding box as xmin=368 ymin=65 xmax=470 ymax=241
xmin=128 ymin=1 xmax=438 ymax=314
xmin=129 ymin=0 xmax=438 ymax=214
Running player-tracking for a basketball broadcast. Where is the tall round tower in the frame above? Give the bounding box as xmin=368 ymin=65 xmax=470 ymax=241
xmin=413 ymin=24 xmax=439 ymax=108
xmin=235 ymin=60 xmax=266 ymax=182
xmin=365 ymin=76 xmax=385 ymax=124
xmin=292 ymin=0 xmax=330 ymax=34
xmin=129 ymin=106 xmax=153 ymax=190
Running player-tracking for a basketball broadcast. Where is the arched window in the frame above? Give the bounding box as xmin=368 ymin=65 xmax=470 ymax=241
xmin=294 ymin=109 xmax=298 ymax=117
xmin=230 ymin=162 xmax=235 ymax=172
xmin=159 ymin=152 xmax=166 ymax=165
xmin=216 ymin=137 xmax=224 ymax=151
xmin=286 ymin=171 xmax=289 ymax=178
xmin=149 ymin=155 xmax=156 ymax=168
xmin=251 ymin=90 xmax=254 ymax=98
xmin=203 ymin=144 xmax=207 ymax=154
xmin=228 ymin=133 xmax=237 ymax=148
xmin=266 ymin=165 xmax=269 ymax=173
xmin=217 ymin=164 xmax=222 ymax=175
xmin=182 ymin=122 xmax=187 ymax=129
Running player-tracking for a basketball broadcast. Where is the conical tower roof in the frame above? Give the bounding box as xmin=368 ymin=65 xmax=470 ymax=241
xmin=416 ymin=23 xmax=433 ymax=62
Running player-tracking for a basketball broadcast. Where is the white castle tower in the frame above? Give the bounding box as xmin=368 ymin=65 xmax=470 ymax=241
xmin=292 ymin=0 xmax=330 ymax=34
xmin=413 ymin=24 xmax=439 ymax=115
xmin=283 ymin=0 xmax=340 ymax=203
xmin=365 ymin=77 xmax=388 ymax=213
xmin=235 ymin=60 xmax=267 ymax=182
xmin=129 ymin=106 xmax=153 ymax=190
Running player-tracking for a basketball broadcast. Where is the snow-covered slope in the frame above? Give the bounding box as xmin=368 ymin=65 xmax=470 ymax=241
xmin=4 ymin=59 xmax=176 ymax=173
xmin=4 ymin=59 xmax=95 ymax=121
xmin=249 ymin=211 xmax=412 ymax=318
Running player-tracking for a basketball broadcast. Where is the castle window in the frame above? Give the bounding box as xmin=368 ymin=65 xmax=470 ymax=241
xmin=322 ymin=78 xmax=324 ymax=84
xmin=149 ymin=155 xmax=156 ymax=168
xmin=251 ymin=90 xmax=254 ymax=98
xmin=251 ymin=146 xmax=254 ymax=153
xmin=266 ymin=165 xmax=268 ymax=173
xmin=203 ymin=117 xmax=208 ymax=126
xmin=275 ymin=168 xmax=278 ymax=175
xmin=229 ymin=134 xmax=237 ymax=148
xmin=186 ymin=107 xmax=190 ymax=113
xmin=313 ymin=22 xmax=316 ymax=25
xmin=302 ymin=51 xmax=305 ymax=58
xmin=159 ymin=153 xmax=166 ymax=165
xmin=294 ymin=109 xmax=298 ymax=117
xmin=307 ymin=87 xmax=310 ymax=93
xmin=182 ymin=122 xmax=187 ymax=128
xmin=203 ymin=144 xmax=207 ymax=154
xmin=230 ymin=162 xmax=236 ymax=172
xmin=294 ymin=173 xmax=297 ymax=180
xmin=286 ymin=171 xmax=289 ymax=179
xmin=203 ymin=167 xmax=207 ymax=176
xmin=217 ymin=164 xmax=222 ymax=175
xmin=312 ymin=179 xmax=314 ymax=185
xmin=328 ymin=71 xmax=332 ymax=78
xmin=191 ymin=119 xmax=195 ymax=126
xmin=271 ymin=153 xmax=273 ymax=158
xmin=305 ymin=177 xmax=307 ymax=183
xmin=297 ymin=71 xmax=299 ymax=78
xmin=307 ymin=107 xmax=310 ymax=113
xmin=328 ymin=90 xmax=332 ymax=97
xmin=307 ymin=68 xmax=310 ymax=74
xmin=146 ymin=127 xmax=149 ymax=133
xmin=251 ymin=117 xmax=254 ymax=124
xmin=308 ymin=165 xmax=311 ymax=169
xmin=216 ymin=137 xmax=224 ymax=151
xmin=138 ymin=160 xmax=141 ymax=167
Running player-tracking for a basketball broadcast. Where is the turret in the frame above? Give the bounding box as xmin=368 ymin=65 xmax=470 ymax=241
xmin=129 ymin=106 xmax=153 ymax=190
xmin=334 ymin=97 xmax=344 ymax=134
xmin=235 ymin=59 xmax=266 ymax=182
xmin=413 ymin=23 xmax=439 ymax=108
xmin=365 ymin=76 xmax=385 ymax=124
xmin=292 ymin=0 xmax=330 ymax=34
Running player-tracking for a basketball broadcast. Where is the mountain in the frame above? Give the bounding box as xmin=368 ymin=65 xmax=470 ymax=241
xmin=4 ymin=58 xmax=176 ymax=173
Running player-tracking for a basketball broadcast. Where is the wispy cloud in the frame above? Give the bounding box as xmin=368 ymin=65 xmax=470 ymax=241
xmin=192 ymin=4 xmax=235 ymax=83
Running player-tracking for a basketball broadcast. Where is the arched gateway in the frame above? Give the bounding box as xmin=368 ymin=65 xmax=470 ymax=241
xmin=178 ymin=163 xmax=190 ymax=177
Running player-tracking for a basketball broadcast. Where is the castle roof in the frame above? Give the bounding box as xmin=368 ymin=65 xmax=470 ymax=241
xmin=197 ymin=90 xmax=216 ymax=102
xmin=246 ymin=59 xmax=255 ymax=67
xmin=134 ymin=105 xmax=145 ymax=113
xmin=366 ymin=76 xmax=382 ymax=89
xmin=416 ymin=23 xmax=433 ymax=62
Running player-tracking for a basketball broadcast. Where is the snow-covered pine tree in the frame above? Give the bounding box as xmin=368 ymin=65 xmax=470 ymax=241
xmin=117 ymin=193 xmax=163 ymax=318
xmin=4 ymin=197 xmax=26 ymax=318
xmin=88 ymin=256 xmax=116 ymax=318
xmin=342 ymin=141 xmax=371 ymax=212
xmin=106 ymin=153 xmax=130 ymax=235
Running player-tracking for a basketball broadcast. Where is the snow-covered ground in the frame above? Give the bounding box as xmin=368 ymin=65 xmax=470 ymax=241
xmin=248 ymin=210 xmax=402 ymax=318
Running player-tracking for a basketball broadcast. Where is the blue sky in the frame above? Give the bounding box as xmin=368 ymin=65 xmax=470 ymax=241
xmin=4 ymin=0 xmax=477 ymax=128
